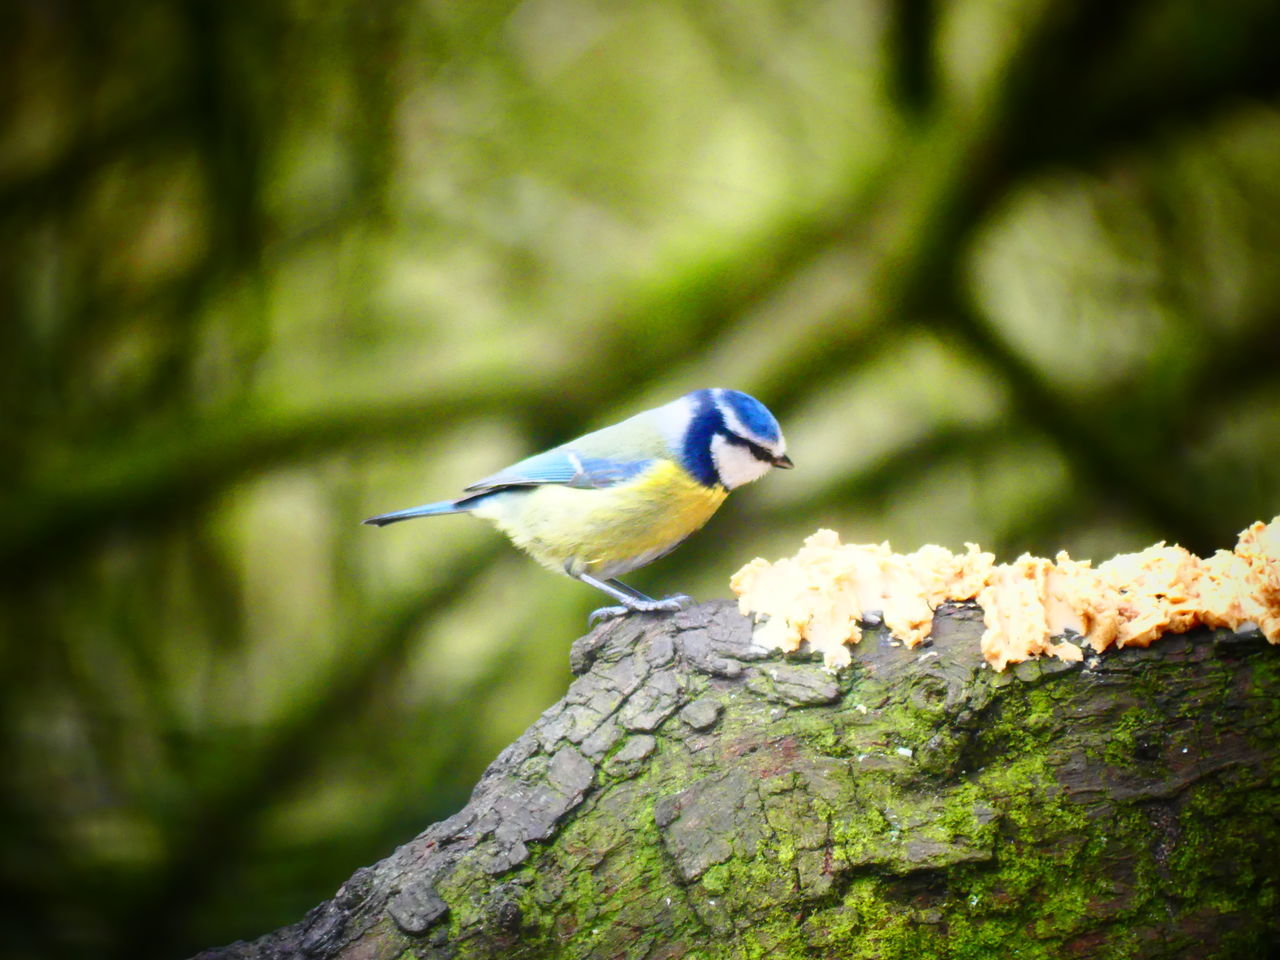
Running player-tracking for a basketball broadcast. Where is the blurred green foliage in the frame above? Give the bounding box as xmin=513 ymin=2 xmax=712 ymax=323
xmin=2 ymin=0 xmax=1279 ymax=957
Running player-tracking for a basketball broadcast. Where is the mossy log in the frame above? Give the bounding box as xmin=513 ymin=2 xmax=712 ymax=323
xmin=194 ymin=600 xmax=1280 ymax=960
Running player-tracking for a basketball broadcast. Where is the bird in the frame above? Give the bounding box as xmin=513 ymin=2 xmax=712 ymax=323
xmin=363 ymin=388 xmax=792 ymax=624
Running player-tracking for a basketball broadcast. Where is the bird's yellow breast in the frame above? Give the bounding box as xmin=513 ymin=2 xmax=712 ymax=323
xmin=472 ymin=460 xmax=728 ymax=579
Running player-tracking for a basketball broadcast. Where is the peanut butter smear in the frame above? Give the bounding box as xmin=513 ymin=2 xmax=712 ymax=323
xmin=730 ymin=517 xmax=1280 ymax=671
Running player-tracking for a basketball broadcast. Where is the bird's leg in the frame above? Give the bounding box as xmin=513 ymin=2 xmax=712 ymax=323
xmin=577 ymin=573 xmax=691 ymax=625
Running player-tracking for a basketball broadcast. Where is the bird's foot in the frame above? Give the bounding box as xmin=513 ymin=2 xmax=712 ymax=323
xmin=588 ymin=594 xmax=692 ymax=626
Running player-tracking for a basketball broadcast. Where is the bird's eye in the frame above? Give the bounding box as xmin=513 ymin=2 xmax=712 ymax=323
xmin=730 ymin=435 xmax=778 ymax=464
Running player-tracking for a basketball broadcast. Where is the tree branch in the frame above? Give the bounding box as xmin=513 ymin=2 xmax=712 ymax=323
xmin=192 ymin=601 xmax=1280 ymax=959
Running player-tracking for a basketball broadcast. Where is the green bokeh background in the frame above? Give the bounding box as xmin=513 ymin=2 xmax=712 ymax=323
xmin=3 ymin=0 xmax=1279 ymax=957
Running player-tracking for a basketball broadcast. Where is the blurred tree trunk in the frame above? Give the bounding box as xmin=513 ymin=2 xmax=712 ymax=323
xmin=193 ymin=601 xmax=1280 ymax=960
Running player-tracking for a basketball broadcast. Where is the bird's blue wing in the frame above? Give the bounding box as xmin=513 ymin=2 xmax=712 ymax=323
xmin=464 ymin=447 xmax=654 ymax=492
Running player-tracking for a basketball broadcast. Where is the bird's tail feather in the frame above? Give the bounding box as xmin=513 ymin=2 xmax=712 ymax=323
xmin=362 ymin=500 xmax=470 ymax=526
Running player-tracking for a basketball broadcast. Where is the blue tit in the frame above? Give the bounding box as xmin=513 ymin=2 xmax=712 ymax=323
xmin=364 ymin=388 xmax=792 ymax=623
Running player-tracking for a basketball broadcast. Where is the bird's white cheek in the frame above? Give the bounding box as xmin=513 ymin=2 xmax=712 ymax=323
xmin=710 ymin=435 xmax=771 ymax=489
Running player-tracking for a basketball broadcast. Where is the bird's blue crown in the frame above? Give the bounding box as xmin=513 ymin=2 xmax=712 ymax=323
xmin=718 ymin=389 xmax=782 ymax=444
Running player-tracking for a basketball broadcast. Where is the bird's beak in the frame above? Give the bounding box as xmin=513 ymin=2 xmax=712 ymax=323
xmin=773 ymin=453 xmax=794 ymax=469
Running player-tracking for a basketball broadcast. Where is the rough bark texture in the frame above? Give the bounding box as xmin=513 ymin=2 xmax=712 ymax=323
xmin=194 ymin=600 xmax=1280 ymax=960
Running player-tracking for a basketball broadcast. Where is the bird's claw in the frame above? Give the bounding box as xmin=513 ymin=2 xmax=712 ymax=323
xmin=588 ymin=594 xmax=692 ymax=626
xmin=588 ymin=605 xmax=629 ymax=626
xmin=652 ymin=593 xmax=692 ymax=610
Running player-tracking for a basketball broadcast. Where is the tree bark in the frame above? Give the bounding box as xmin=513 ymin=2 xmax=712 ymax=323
xmin=193 ymin=600 xmax=1280 ymax=960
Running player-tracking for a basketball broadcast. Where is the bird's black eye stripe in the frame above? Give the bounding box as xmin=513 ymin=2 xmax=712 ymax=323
xmin=726 ymin=434 xmax=777 ymax=464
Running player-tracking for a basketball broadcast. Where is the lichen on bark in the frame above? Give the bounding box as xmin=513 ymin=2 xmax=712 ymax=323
xmin=194 ymin=601 xmax=1280 ymax=960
